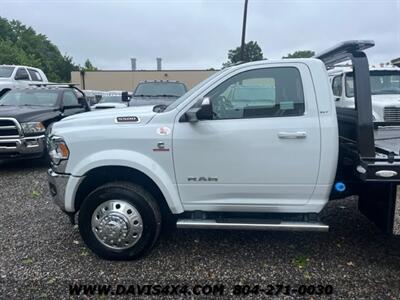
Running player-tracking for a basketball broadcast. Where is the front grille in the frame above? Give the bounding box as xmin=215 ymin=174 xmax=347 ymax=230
xmin=0 ymin=118 xmax=20 ymax=138
xmin=383 ymin=107 xmax=400 ymax=122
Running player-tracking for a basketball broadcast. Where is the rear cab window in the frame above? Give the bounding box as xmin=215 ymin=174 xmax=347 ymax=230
xmin=28 ymin=69 xmax=43 ymax=81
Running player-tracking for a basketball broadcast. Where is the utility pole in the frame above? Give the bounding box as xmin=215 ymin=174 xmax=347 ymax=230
xmin=240 ymin=0 xmax=249 ymax=62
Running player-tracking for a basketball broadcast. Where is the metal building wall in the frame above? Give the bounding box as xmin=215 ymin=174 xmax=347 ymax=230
xmin=71 ymin=70 xmax=217 ymax=91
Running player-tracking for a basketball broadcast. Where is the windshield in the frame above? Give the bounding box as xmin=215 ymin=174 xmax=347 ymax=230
xmin=346 ymin=70 xmax=400 ymax=97
xmin=164 ymin=70 xmax=225 ymax=112
xmin=99 ymin=95 xmax=122 ymax=103
xmin=0 ymin=66 xmax=15 ymax=78
xmin=134 ymin=82 xmax=187 ymax=97
xmin=0 ymin=90 xmax=59 ymax=106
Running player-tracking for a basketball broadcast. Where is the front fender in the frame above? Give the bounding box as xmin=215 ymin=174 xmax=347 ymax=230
xmin=68 ymin=149 xmax=184 ymax=214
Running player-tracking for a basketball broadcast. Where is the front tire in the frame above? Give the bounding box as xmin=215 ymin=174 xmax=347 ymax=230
xmin=78 ymin=182 xmax=161 ymax=260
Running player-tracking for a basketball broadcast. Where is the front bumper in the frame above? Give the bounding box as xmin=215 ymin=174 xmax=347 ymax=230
xmin=0 ymin=135 xmax=45 ymax=159
xmin=47 ymin=169 xmax=70 ymax=211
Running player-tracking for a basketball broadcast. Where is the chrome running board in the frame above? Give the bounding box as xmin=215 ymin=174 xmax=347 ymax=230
xmin=176 ymin=219 xmax=329 ymax=232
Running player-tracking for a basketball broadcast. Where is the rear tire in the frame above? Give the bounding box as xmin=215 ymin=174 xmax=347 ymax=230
xmin=78 ymin=181 xmax=161 ymax=260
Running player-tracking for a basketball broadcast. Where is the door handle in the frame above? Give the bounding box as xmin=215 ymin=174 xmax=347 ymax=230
xmin=278 ymin=131 xmax=307 ymax=139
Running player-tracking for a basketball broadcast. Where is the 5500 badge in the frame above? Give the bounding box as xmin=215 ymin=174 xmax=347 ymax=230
xmin=115 ymin=116 xmax=140 ymax=123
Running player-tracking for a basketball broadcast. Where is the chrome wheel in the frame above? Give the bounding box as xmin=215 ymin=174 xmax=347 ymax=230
xmin=91 ymin=200 xmax=143 ymax=250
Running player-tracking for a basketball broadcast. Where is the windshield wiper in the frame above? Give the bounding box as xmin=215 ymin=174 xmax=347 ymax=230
xmin=152 ymin=94 xmax=178 ymax=98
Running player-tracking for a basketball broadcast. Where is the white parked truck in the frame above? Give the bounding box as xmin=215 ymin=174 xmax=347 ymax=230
xmin=329 ymin=65 xmax=400 ymax=122
xmin=47 ymin=41 xmax=400 ymax=260
xmin=0 ymin=65 xmax=48 ymax=97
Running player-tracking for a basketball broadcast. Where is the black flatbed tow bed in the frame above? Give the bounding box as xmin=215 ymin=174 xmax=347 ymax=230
xmin=316 ymin=40 xmax=400 ymax=234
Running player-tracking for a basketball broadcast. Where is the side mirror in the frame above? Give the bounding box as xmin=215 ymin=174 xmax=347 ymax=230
xmin=335 ymin=97 xmax=341 ymax=102
xmin=121 ymin=91 xmax=130 ymax=102
xmin=77 ymin=97 xmax=90 ymax=111
xmin=78 ymin=96 xmax=86 ymax=106
xmin=184 ymin=97 xmax=213 ymax=122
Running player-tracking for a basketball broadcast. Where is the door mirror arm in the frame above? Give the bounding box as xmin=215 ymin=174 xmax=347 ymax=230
xmin=185 ymin=107 xmax=201 ymax=122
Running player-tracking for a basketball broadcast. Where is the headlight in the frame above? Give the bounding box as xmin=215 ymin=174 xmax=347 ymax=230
xmin=21 ymin=122 xmax=46 ymax=135
xmin=48 ymin=136 xmax=69 ymax=165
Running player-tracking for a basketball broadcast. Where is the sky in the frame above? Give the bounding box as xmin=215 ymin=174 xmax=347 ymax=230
xmin=1 ymin=0 xmax=399 ymax=70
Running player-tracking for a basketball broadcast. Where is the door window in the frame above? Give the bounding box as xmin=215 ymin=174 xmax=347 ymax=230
xmin=28 ymin=69 xmax=43 ymax=81
xmin=63 ymin=91 xmax=78 ymax=106
xmin=332 ymin=75 xmax=342 ymax=97
xmin=15 ymin=68 xmax=30 ymax=80
xmin=206 ymin=67 xmax=304 ymax=120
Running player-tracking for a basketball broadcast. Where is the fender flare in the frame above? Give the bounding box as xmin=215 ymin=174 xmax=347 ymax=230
xmin=68 ymin=149 xmax=184 ymax=214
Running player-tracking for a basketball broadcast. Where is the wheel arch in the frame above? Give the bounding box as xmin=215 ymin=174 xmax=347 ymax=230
xmin=0 ymin=88 xmax=11 ymax=97
xmin=74 ymin=165 xmax=183 ymax=217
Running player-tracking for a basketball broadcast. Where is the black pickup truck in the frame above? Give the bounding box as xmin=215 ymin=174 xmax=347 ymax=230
xmin=0 ymin=85 xmax=89 ymax=160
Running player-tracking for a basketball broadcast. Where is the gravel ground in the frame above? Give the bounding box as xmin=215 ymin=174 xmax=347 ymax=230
xmin=0 ymin=159 xmax=399 ymax=299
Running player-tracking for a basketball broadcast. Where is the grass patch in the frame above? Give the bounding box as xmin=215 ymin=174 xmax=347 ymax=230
xmin=31 ymin=191 xmax=41 ymax=198
xmin=293 ymin=255 xmax=309 ymax=269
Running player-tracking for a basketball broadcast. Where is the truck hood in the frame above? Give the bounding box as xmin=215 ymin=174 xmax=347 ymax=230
xmin=53 ymin=105 xmax=157 ymax=131
xmin=0 ymin=105 xmax=59 ymax=122
xmin=371 ymin=94 xmax=400 ymax=107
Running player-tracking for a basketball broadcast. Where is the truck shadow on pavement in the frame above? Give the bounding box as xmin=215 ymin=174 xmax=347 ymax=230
xmin=0 ymin=158 xmax=49 ymax=170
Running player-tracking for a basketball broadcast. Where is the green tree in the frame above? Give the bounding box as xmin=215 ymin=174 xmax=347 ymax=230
xmin=0 ymin=40 xmax=40 ymax=66
xmin=282 ymin=50 xmax=315 ymax=59
xmin=223 ymin=41 xmax=264 ymax=67
xmin=0 ymin=16 xmax=78 ymax=82
xmin=82 ymin=59 xmax=98 ymax=71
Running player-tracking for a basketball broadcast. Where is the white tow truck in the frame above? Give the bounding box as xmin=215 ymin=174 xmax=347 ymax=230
xmin=47 ymin=41 xmax=400 ymax=260
xmin=329 ymin=65 xmax=400 ymax=122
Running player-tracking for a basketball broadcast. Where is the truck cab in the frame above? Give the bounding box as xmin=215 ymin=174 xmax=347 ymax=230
xmin=0 ymin=65 xmax=48 ymax=97
xmin=47 ymin=41 xmax=400 ymax=260
xmin=329 ymin=66 xmax=400 ymax=122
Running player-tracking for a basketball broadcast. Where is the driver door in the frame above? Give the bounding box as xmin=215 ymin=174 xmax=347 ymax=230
xmin=172 ymin=64 xmax=321 ymax=211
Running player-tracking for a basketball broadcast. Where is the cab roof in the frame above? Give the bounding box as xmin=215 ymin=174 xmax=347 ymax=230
xmin=0 ymin=64 xmax=42 ymax=70
xmin=138 ymin=80 xmax=185 ymax=84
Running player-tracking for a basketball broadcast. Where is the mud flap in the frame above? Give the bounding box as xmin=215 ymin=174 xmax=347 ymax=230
xmin=358 ymin=182 xmax=397 ymax=234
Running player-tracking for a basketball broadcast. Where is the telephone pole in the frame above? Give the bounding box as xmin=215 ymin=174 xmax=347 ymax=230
xmin=240 ymin=0 xmax=249 ymax=61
